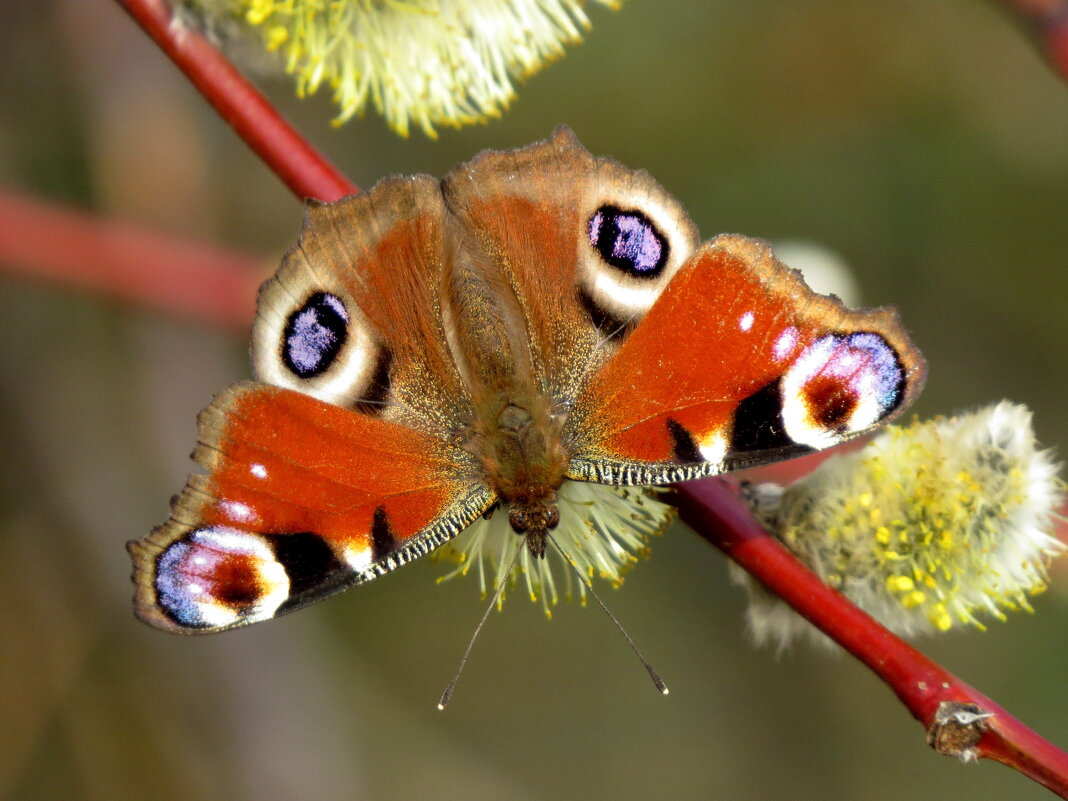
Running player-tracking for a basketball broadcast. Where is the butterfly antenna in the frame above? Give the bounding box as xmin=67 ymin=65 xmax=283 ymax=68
xmin=438 ymin=537 xmax=525 ymax=711
xmin=546 ymin=533 xmax=669 ymax=696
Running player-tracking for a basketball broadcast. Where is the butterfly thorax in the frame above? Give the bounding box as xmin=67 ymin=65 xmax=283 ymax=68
xmin=471 ymin=398 xmax=568 ymax=558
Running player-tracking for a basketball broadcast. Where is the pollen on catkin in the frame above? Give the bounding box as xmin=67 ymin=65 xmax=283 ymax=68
xmin=733 ymin=402 xmax=1065 ymax=650
xmin=434 ymin=481 xmax=674 ymax=618
xmin=185 ymin=0 xmax=620 ymax=137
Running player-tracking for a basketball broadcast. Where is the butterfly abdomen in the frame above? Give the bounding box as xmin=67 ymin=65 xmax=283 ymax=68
xmin=462 ymin=390 xmax=569 ymax=557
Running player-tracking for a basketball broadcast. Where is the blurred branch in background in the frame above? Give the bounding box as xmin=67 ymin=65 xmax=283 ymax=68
xmin=996 ymin=0 xmax=1068 ymax=80
xmin=0 ymin=190 xmax=262 ymax=331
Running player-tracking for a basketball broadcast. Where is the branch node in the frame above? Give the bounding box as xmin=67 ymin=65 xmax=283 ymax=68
xmin=927 ymin=701 xmax=995 ymax=762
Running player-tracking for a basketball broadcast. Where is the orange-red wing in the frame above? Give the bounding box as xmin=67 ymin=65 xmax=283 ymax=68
xmin=129 ymin=383 xmax=493 ymax=633
xmin=566 ymin=235 xmax=926 ymax=484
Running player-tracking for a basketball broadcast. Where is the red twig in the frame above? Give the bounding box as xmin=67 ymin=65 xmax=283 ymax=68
xmin=0 ymin=190 xmax=261 ymax=331
xmin=675 ymin=477 xmax=1068 ymax=797
xmin=113 ymin=0 xmax=358 ymax=202
xmin=996 ymin=0 xmax=1068 ymax=81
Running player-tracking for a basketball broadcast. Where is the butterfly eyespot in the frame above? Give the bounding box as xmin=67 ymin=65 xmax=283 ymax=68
xmin=252 ymin=281 xmax=387 ymax=409
xmin=576 ymin=199 xmax=698 ymax=339
xmin=588 ymin=205 xmax=669 ymax=278
xmin=781 ymin=332 xmax=905 ymax=449
xmin=282 ymin=292 xmax=349 ymax=378
xmin=155 ymin=527 xmax=290 ymax=629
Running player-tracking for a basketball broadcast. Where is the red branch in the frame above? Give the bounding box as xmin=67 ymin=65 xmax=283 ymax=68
xmin=0 ymin=190 xmax=261 ymax=331
xmin=996 ymin=0 xmax=1068 ymax=81
xmin=113 ymin=0 xmax=358 ymax=202
xmin=675 ymin=477 xmax=1068 ymax=797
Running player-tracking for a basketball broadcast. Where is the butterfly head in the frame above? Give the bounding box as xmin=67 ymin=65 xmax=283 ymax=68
xmin=507 ymin=498 xmax=561 ymax=558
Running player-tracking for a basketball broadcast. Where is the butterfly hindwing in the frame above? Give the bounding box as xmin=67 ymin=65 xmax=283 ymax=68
xmin=566 ymin=234 xmax=926 ymax=483
xmin=130 ymin=383 xmax=493 ymax=633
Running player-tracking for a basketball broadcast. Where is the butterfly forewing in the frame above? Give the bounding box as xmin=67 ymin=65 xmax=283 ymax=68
xmin=253 ymin=176 xmax=472 ymax=438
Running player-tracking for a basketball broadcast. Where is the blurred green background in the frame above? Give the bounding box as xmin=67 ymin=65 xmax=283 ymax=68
xmin=2 ymin=1 xmax=1067 ymax=799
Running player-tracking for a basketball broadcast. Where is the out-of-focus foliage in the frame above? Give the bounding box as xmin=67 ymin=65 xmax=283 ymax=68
xmin=1 ymin=2 xmax=1066 ymax=800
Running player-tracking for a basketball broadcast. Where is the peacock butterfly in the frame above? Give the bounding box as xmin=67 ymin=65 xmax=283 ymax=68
xmin=128 ymin=127 xmax=925 ymax=634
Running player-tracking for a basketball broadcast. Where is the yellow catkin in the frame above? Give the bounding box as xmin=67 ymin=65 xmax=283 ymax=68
xmin=193 ymin=0 xmax=620 ymax=136
xmin=737 ymin=403 xmax=1064 ymax=647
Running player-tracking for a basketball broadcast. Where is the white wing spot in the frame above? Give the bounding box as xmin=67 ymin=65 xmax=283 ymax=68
xmin=220 ymin=500 xmax=256 ymax=523
xmin=343 ymin=544 xmax=373 ymax=572
xmin=773 ymin=327 xmax=799 ymax=361
xmin=697 ymin=430 xmax=728 ymax=468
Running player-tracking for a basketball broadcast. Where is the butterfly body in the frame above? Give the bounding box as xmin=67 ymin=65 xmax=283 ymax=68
xmin=129 ymin=128 xmax=925 ymax=634
xmin=445 ymin=272 xmax=569 ymax=556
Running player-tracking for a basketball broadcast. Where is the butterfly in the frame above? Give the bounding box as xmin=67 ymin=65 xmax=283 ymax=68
xmin=129 ymin=127 xmax=926 ymax=634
